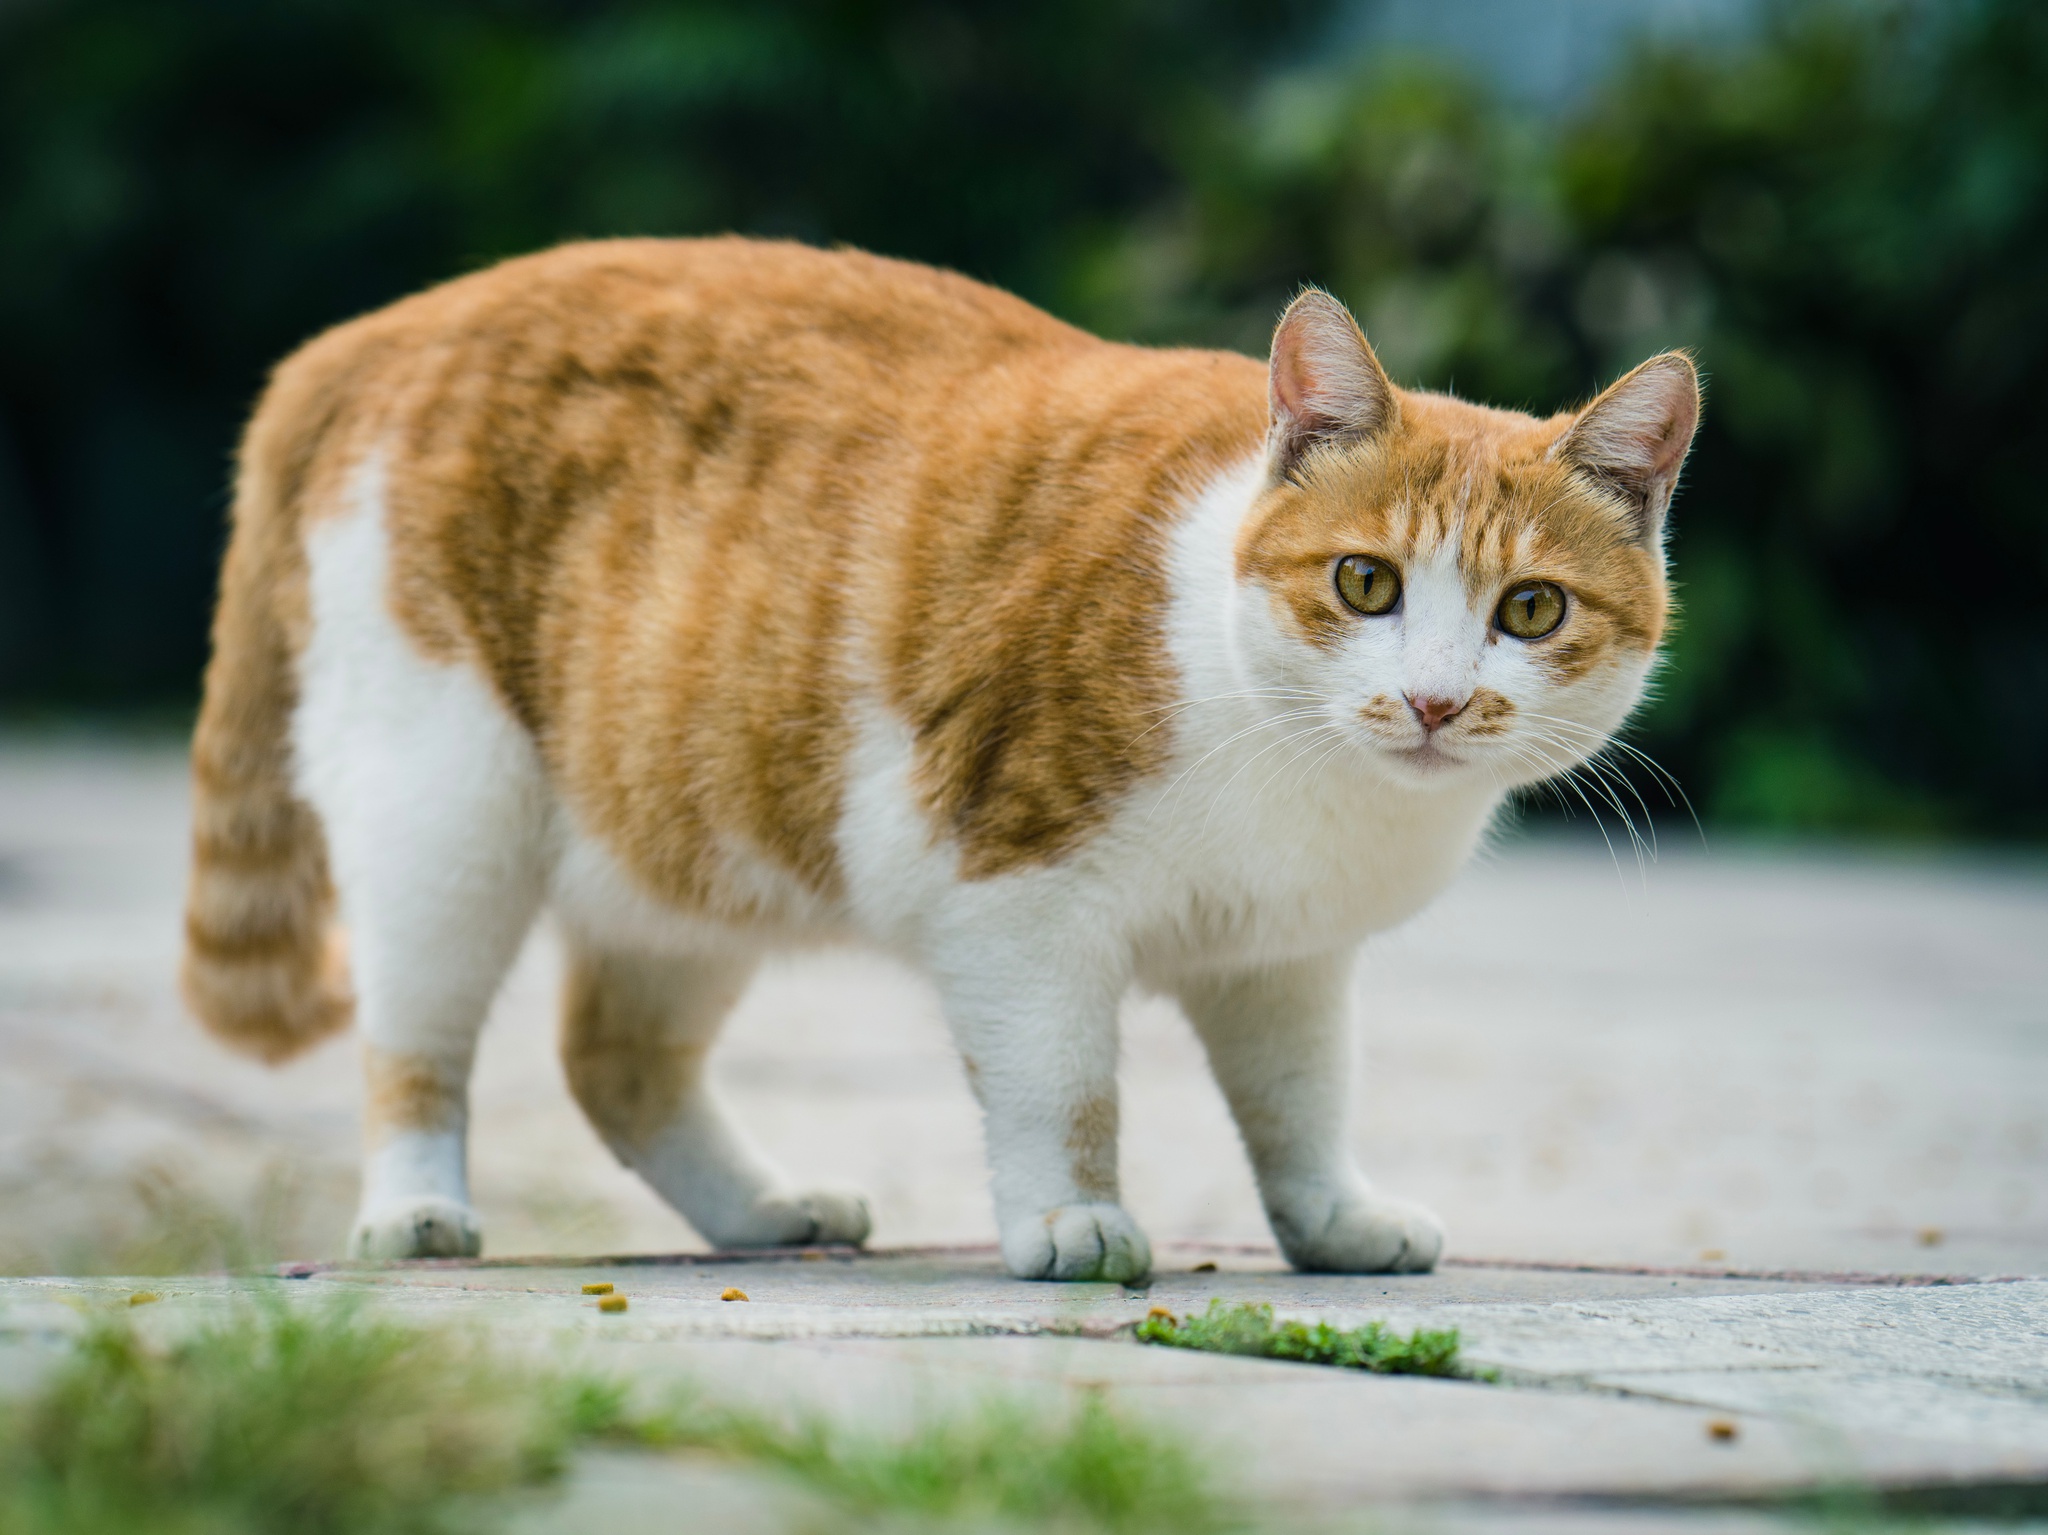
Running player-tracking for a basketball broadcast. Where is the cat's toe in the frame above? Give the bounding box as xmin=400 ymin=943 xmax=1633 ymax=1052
xmin=706 ymin=1188 xmax=872 ymax=1248
xmin=1272 ymin=1188 xmax=1444 ymax=1274
xmin=1001 ymin=1202 xmax=1152 ymax=1283
xmin=792 ymin=1188 xmax=871 ymax=1246
xmin=349 ymin=1198 xmax=483 ymax=1261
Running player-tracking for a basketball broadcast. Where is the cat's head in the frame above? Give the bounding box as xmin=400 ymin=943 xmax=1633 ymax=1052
xmin=1234 ymin=288 xmax=1698 ymax=794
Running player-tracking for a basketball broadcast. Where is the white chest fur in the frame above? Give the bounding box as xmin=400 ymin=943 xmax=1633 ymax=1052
xmin=1103 ymin=456 xmax=1503 ymax=974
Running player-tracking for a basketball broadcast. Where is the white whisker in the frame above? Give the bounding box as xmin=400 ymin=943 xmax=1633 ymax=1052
xmin=1513 ymin=710 xmax=1703 ymax=844
xmin=1200 ymin=718 xmax=1345 ymax=833
xmin=1516 ymin=726 xmax=1653 ymax=879
xmin=1123 ymin=687 xmax=1324 ymax=749
xmin=1252 ymin=723 xmax=1351 ymax=806
xmin=1286 ymin=730 xmax=1359 ymax=805
xmin=1146 ymin=707 xmax=1332 ymax=824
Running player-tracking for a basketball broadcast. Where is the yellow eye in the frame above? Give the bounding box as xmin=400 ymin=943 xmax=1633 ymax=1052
xmin=1335 ymin=555 xmax=1401 ymax=616
xmin=1497 ymin=581 xmax=1567 ymax=639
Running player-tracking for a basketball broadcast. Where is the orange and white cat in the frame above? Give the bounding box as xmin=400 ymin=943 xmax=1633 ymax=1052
xmin=183 ymin=238 xmax=1695 ymax=1280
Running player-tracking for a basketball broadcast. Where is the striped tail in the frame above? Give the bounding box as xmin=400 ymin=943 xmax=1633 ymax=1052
xmin=181 ymin=416 xmax=352 ymax=1064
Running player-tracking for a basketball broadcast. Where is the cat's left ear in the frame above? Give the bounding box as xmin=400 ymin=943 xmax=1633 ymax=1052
xmin=1267 ymin=288 xmax=1400 ymax=483
xmin=1552 ymin=352 xmax=1701 ymax=546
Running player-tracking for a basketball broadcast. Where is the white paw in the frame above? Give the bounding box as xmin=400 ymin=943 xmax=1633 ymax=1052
xmin=707 ymin=1188 xmax=872 ymax=1248
xmin=1269 ymin=1187 xmax=1444 ymax=1274
xmin=349 ymin=1198 xmax=483 ymax=1261
xmin=1000 ymin=1202 xmax=1152 ymax=1282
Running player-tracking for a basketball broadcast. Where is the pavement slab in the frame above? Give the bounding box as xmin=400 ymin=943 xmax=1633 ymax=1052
xmin=4 ymin=1248 xmax=2044 ymax=1518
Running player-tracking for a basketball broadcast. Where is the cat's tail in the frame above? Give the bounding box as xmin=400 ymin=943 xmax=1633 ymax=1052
xmin=181 ymin=382 xmax=353 ymax=1065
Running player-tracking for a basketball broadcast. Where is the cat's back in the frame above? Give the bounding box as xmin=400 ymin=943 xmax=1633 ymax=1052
xmin=247 ymin=237 xmax=1267 ymax=921
xmin=254 ymin=237 xmax=1115 ymax=565
xmin=272 ymin=235 xmax=1262 ymax=579
xmin=279 ymin=235 xmax=1096 ymax=439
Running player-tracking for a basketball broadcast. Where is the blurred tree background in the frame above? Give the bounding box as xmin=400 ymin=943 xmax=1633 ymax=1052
xmin=1 ymin=0 xmax=2042 ymax=836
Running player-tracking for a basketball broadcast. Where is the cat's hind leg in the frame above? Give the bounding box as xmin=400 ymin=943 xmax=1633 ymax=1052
xmin=559 ymin=942 xmax=871 ymax=1248
xmin=316 ymin=711 xmax=544 ymax=1263
xmin=294 ymin=485 xmax=549 ymax=1261
xmin=1179 ymin=954 xmax=1444 ymax=1273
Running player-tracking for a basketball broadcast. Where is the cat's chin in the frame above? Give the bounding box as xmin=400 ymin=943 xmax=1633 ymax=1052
xmin=1368 ymin=739 xmax=1474 ymax=787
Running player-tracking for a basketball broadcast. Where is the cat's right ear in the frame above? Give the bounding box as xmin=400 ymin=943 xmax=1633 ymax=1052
xmin=1267 ymin=288 xmax=1400 ymax=484
xmin=1551 ymin=352 xmax=1700 ymax=547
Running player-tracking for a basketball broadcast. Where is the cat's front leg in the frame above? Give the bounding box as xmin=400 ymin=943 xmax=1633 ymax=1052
xmin=1179 ymin=953 xmax=1443 ymax=1274
xmin=929 ymin=930 xmax=1150 ymax=1283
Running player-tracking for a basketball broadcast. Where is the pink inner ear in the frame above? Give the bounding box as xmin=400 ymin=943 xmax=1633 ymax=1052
xmin=1271 ymin=309 xmax=1346 ymax=430
xmin=1649 ymin=396 xmax=1697 ymax=477
xmin=1268 ymin=293 xmax=1395 ymax=442
xmin=1271 ymin=343 xmax=1314 ymax=423
xmin=1569 ymin=357 xmax=1699 ymax=484
xmin=1637 ymin=371 xmax=1698 ymax=477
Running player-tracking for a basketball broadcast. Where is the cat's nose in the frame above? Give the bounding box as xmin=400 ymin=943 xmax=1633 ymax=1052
xmin=1406 ymin=693 xmax=1468 ymax=732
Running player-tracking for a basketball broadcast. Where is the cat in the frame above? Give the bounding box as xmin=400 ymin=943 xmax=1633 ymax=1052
xmin=182 ymin=237 xmax=1696 ymax=1281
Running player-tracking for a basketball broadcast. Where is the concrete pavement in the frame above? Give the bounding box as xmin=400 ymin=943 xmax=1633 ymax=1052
xmin=3 ymin=1251 xmax=2044 ymax=1527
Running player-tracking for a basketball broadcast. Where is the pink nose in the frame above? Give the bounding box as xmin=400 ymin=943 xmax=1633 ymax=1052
xmin=1407 ymin=693 xmax=1468 ymax=732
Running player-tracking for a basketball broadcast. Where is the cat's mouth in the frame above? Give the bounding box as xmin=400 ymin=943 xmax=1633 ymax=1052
xmin=1385 ymin=739 xmax=1464 ymax=772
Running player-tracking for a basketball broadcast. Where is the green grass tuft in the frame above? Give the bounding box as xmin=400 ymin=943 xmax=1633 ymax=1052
xmin=0 ymin=1298 xmax=594 ymax=1535
xmin=1136 ymin=1299 xmax=1469 ymax=1377
xmin=628 ymin=1387 xmax=1228 ymax=1532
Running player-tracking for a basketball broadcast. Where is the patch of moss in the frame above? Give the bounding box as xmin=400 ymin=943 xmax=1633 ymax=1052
xmin=1136 ymin=1299 xmax=1471 ymax=1377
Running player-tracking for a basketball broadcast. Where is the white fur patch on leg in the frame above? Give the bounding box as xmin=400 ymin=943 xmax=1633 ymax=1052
xmin=1179 ymin=952 xmax=1445 ymax=1274
xmin=297 ymin=457 xmax=549 ymax=1261
xmin=925 ymin=900 xmax=1152 ymax=1281
xmin=351 ymin=1131 xmax=481 ymax=1259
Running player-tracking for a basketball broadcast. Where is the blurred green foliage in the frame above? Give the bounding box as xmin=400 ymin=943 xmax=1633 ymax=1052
xmin=1 ymin=0 xmax=2042 ymax=835
xmin=0 ymin=0 xmax=1319 ymax=700
xmin=1071 ymin=0 xmax=2048 ymax=836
